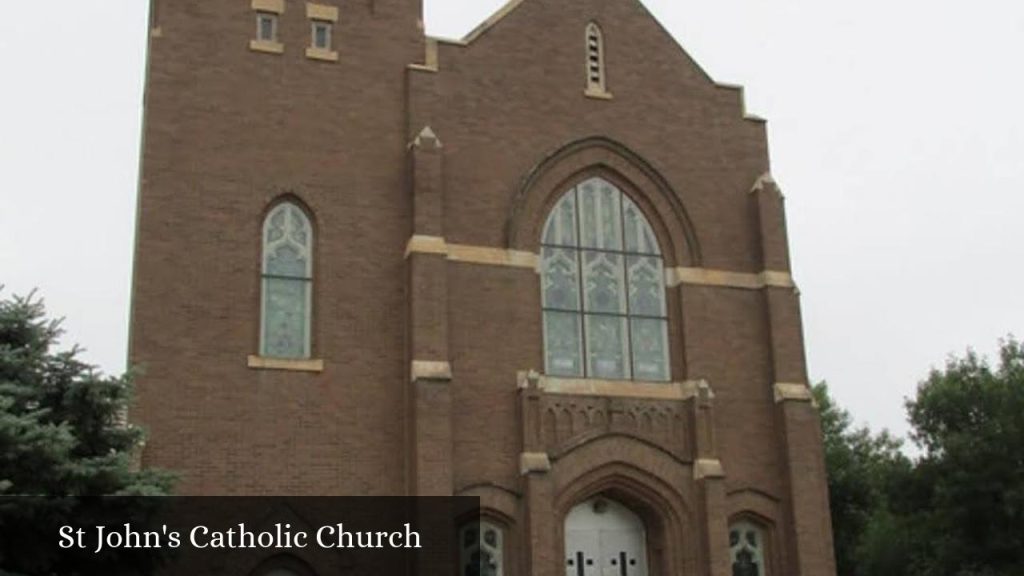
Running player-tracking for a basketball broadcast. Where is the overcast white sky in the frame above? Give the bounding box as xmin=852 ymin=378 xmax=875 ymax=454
xmin=1 ymin=0 xmax=1021 ymax=443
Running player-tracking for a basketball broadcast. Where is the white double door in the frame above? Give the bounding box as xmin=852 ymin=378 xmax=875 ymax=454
xmin=565 ymin=499 xmax=648 ymax=576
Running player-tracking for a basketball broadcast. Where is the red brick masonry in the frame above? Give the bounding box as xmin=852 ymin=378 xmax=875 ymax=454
xmin=131 ymin=1 xmax=837 ymax=574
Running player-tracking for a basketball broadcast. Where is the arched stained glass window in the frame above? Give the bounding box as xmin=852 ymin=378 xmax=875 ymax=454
xmin=541 ymin=178 xmax=670 ymax=382
xmin=261 ymin=202 xmax=313 ymax=359
xmin=729 ymin=521 xmax=767 ymax=576
xmin=459 ymin=521 xmax=503 ymax=576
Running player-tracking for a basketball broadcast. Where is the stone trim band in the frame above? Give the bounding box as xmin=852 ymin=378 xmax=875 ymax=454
xmin=410 ymin=360 xmax=453 ymax=383
xmin=665 ymin=267 xmax=795 ymax=290
xmin=517 ymin=372 xmax=707 ymax=402
xmin=773 ymin=382 xmax=814 ymax=404
xmin=405 ymin=235 xmax=539 ymax=269
xmin=405 ymin=235 xmax=796 ymax=290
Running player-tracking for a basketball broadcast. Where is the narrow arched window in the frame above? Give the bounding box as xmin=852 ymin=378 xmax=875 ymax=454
xmin=261 ymin=202 xmax=313 ymax=359
xmin=459 ymin=521 xmax=504 ymax=576
xmin=729 ymin=521 xmax=768 ymax=576
xmin=585 ymin=22 xmax=607 ymax=95
xmin=541 ymin=178 xmax=669 ymax=382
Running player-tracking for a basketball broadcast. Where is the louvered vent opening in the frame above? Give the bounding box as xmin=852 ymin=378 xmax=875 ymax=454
xmin=588 ymin=33 xmax=601 ymax=83
xmin=585 ymin=23 xmax=606 ymax=93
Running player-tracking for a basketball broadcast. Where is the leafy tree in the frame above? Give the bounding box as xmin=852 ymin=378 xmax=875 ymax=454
xmin=816 ymin=381 xmax=872 ymax=574
xmin=0 ymin=290 xmax=174 ymax=574
xmin=820 ymin=338 xmax=1024 ymax=576
xmin=904 ymin=338 xmax=1024 ymax=576
xmin=814 ymin=382 xmax=913 ymax=576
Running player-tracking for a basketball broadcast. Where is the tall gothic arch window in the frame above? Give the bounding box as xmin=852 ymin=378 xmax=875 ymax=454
xmin=459 ymin=521 xmax=504 ymax=576
xmin=729 ymin=521 xmax=768 ymax=576
xmin=261 ymin=201 xmax=313 ymax=359
xmin=541 ymin=178 xmax=670 ymax=382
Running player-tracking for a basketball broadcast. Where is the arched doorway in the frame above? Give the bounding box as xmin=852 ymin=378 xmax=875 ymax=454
xmin=565 ymin=497 xmax=648 ymax=576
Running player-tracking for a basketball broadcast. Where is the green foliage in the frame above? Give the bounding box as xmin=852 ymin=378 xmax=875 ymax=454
xmin=0 ymin=289 xmax=174 ymax=574
xmin=820 ymin=338 xmax=1024 ymax=576
xmin=904 ymin=338 xmax=1024 ymax=576
xmin=0 ymin=290 xmax=172 ymax=496
xmin=814 ymin=382 xmax=913 ymax=576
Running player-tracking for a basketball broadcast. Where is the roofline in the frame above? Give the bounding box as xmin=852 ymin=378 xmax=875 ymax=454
xmin=714 ymin=82 xmax=767 ymax=123
xmin=429 ymin=35 xmax=467 ymax=47
xmin=461 ymin=0 xmax=527 ymax=43
xmin=425 ymin=0 xmax=766 ymax=123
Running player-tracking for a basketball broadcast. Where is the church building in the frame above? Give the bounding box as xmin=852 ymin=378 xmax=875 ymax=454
xmin=129 ymin=1 xmax=838 ymax=575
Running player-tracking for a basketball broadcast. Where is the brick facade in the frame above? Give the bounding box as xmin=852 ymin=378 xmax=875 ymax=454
xmin=130 ymin=0 xmax=837 ymax=574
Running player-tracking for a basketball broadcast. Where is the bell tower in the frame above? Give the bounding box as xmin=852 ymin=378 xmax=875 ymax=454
xmin=131 ymin=0 xmax=428 ymax=495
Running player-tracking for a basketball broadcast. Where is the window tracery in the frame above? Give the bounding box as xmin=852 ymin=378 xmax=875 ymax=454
xmin=729 ymin=521 xmax=767 ymax=576
xmin=541 ymin=178 xmax=669 ymax=381
xmin=261 ymin=202 xmax=313 ymax=359
xmin=459 ymin=521 xmax=504 ymax=576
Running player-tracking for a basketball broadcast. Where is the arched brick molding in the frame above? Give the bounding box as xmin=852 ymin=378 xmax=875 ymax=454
xmin=549 ymin=438 xmax=699 ymax=576
xmin=506 ymin=136 xmax=701 ymax=268
xmin=456 ymin=482 xmax=521 ymax=524
xmin=456 ymin=506 xmax=521 ymax=576
xmin=727 ymin=490 xmax=786 ymax=575
xmin=726 ymin=488 xmax=782 ymax=525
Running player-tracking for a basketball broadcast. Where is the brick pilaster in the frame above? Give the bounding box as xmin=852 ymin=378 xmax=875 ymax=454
xmin=754 ymin=176 xmax=836 ymax=575
xmin=406 ymin=126 xmax=453 ymax=496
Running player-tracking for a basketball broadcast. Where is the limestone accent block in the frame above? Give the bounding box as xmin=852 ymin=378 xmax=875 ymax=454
xmin=520 ymin=452 xmax=552 ymax=476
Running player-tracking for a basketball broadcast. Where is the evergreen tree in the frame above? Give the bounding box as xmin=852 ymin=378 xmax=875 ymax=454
xmin=0 ymin=289 xmax=173 ymax=574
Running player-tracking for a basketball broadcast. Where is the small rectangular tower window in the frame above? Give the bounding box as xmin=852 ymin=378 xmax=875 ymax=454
xmin=257 ymin=13 xmax=278 ymax=42
xmin=305 ymin=3 xmax=339 ymax=62
xmin=312 ymin=21 xmax=332 ymax=50
xmin=250 ymin=0 xmax=285 ymax=54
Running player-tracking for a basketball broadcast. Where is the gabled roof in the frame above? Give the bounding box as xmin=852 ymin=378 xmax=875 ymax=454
xmin=422 ymin=0 xmax=764 ymax=122
xmin=461 ymin=0 xmax=527 ymax=44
